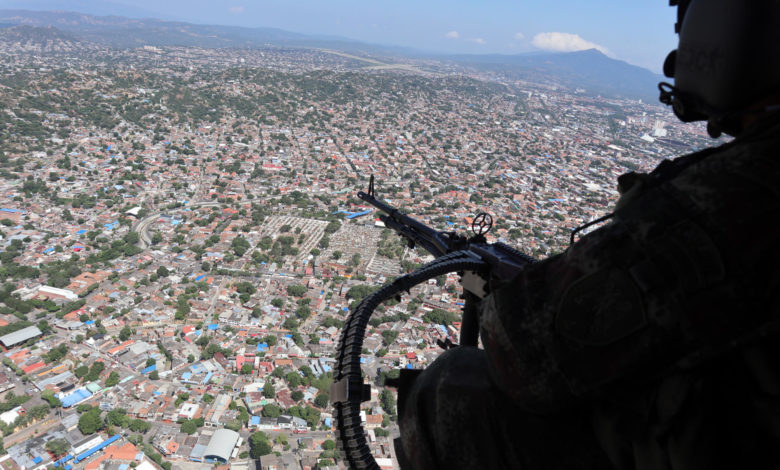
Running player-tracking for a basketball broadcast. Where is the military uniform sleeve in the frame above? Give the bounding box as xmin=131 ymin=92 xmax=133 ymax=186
xmin=479 ymin=132 xmax=780 ymax=413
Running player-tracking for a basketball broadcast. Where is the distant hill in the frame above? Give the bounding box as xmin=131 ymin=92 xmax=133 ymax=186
xmin=0 ymin=24 xmax=92 ymax=52
xmin=0 ymin=9 xmax=310 ymax=48
xmin=451 ymin=49 xmax=664 ymax=102
xmin=0 ymin=9 xmax=663 ymax=101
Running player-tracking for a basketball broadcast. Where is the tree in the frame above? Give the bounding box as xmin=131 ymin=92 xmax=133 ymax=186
xmin=149 ymin=371 xmax=159 ymax=380
xmin=180 ymin=420 xmax=197 ymax=435
xmin=380 ymin=389 xmax=396 ymax=418
xmin=106 ymin=408 xmax=128 ymax=427
xmin=249 ymin=432 xmax=272 ymax=459
xmin=45 ymin=438 xmax=70 ymax=457
xmin=263 ymin=381 xmax=275 ymax=398
xmin=74 ymin=365 xmax=89 ymax=379
xmin=128 ymin=419 xmax=151 ymax=433
xmin=241 ymin=363 xmax=253 ymax=375
xmin=41 ymin=389 xmax=62 ymax=408
xmin=271 ymin=298 xmax=284 ymax=308
xmin=84 ymin=361 xmax=105 ymax=382
xmin=314 ymin=393 xmax=329 ymax=409
xmin=78 ymin=408 xmax=104 ymax=434
xmin=381 ymin=330 xmax=399 ymax=346
xmin=286 ymin=284 xmax=306 ymax=297
xmin=286 ymin=372 xmax=301 ymax=388
xmin=104 ymin=371 xmax=120 ymax=387
xmin=291 ymin=390 xmax=304 ymax=402
xmin=261 ymin=403 xmax=282 ymax=418
xmin=322 ymin=439 xmax=336 ymax=450
xmin=156 ymin=266 xmax=169 ymax=277
xmin=226 ymin=419 xmax=242 ymax=432
xmin=118 ymin=326 xmax=132 ymax=342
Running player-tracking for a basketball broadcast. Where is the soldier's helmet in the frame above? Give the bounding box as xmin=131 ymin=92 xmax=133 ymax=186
xmin=659 ymin=0 xmax=780 ymax=137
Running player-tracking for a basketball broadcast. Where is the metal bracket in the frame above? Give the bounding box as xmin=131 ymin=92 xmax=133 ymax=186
xmin=330 ymin=377 xmax=372 ymax=404
xmin=461 ymin=270 xmax=488 ymax=298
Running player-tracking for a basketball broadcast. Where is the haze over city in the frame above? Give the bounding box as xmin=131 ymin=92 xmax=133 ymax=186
xmin=1 ymin=0 xmax=676 ymax=71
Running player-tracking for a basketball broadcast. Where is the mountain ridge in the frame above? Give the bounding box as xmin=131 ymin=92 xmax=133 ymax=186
xmin=0 ymin=9 xmax=664 ymax=101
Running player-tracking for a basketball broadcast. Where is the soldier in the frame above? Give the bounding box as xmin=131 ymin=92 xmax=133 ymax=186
xmin=398 ymin=1 xmax=780 ymax=468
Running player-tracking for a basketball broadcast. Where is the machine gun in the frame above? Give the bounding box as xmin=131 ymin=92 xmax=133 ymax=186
xmin=331 ymin=175 xmax=535 ymax=469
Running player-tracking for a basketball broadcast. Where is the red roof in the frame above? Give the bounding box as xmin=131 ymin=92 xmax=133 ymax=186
xmin=22 ymin=361 xmax=46 ymax=374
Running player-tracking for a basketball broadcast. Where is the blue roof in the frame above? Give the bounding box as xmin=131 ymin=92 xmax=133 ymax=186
xmin=407 ymin=364 xmax=413 ymax=369
xmin=256 ymin=343 xmax=267 ymax=352
xmin=76 ymin=229 xmax=87 ymax=234
xmin=74 ymin=435 xmax=121 ymax=463
xmin=202 ymin=372 xmax=213 ymax=384
xmin=181 ymin=372 xmax=192 ymax=380
xmin=207 ymin=323 xmax=218 ymax=330
xmin=60 ymin=388 xmax=92 ymax=407
xmin=84 ymin=320 xmax=95 ymax=325
xmin=43 ymin=247 xmax=54 ymax=253
xmin=346 ymin=210 xmax=372 ymax=219
xmin=141 ymin=364 xmax=156 ymax=374
xmin=54 ymin=454 xmax=74 ymax=467
xmin=194 ymin=275 xmax=206 ymax=281
xmin=250 ymin=416 xmax=261 ymax=425
xmin=33 ymin=456 xmax=43 ymax=464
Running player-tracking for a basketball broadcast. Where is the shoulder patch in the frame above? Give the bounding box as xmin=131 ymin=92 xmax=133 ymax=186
xmin=556 ymin=268 xmax=645 ymax=346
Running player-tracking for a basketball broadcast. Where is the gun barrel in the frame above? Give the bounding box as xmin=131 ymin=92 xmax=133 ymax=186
xmin=357 ymin=190 xmax=448 ymax=257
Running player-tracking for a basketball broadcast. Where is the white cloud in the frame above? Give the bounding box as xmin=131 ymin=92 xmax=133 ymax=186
xmin=469 ymin=37 xmax=487 ymax=45
xmin=445 ymin=31 xmax=460 ymax=39
xmin=513 ymin=32 xmax=525 ymax=40
xmin=229 ymin=6 xmax=245 ymax=14
xmin=531 ymin=32 xmax=612 ymax=56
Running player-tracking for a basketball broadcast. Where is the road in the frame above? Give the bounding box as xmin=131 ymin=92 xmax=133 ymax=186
xmin=131 ymin=201 xmax=221 ymax=249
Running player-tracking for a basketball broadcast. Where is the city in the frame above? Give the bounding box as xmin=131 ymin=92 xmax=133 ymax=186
xmin=0 ymin=21 xmax=714 ymax=470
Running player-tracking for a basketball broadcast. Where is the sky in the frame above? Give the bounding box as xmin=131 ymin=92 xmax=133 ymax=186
xmin=2 ymin=0 xmax=679 ymax=72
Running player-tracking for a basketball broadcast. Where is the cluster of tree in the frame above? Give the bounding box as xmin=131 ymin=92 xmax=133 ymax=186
xmin=100 ymin=408 xmax=152 ymax=434
xmin=0 ymin=402 xmax=50 ymax=436
xmin=74 ymin=361 xmax=105 ymax=382
xmin=231 ymin=236 xmax=250 ymax=257
xmin=346 ymin=284 xmax=377 ymax=306
xmin=423 ymin=308 xmax=460 ymax=326
xmin=369 ymin=311 xmax=410 ymax=328
xmin=77 ymin=406 xmax=104 ymax=434
xmin=0 ymin=239 xmax=41 ymax=283
xmin=83 ymin=231 xmax=143 ymax=266
xmin=380 ymin=389 xmax=397 ymax=420
xmin=180 ymin=417 xmax=205 ymax=435
xmin=381 ymin=330 xmax=399 ymax=346
xmin=249 ymin=431 xmax=273 ymax=458
xmin=43 ymin=343 xmax=69 ymax=364
xmin=234 ymin=281 xmax=256 ymax=303
xmin=318 ymin=439 xmax=339 ymax=467
xmin=286 ymin=284 xmax=306 ymax=297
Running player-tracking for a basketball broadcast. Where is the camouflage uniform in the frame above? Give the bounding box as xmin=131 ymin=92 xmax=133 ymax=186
xmin=398 ymin=113 xmax=780 ymax=469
